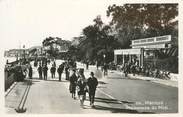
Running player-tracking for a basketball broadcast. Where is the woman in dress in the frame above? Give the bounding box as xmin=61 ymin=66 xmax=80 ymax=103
xmin=69 ymin=69 xmax=78 ymax=99
xmin=77 ymin=69 xmax=87 ymax=107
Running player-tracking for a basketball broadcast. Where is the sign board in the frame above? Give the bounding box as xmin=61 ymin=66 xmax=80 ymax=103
xmin=132 ymin=44 xmax=166 ymax=49
xmin=131 ymin=35 xmax=171 ymax=48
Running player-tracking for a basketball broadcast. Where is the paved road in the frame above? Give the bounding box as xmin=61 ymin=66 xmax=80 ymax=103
xmin=99 ymin=73 xmax=178 ymax=113
xmin=82 ymin=64 xmax=178 ymax=113
xmin=5 ymin=60 xmax=178 ymax=114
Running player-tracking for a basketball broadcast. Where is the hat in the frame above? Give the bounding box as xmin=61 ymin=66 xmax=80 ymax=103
xmin=90 ymin=72 xmax=94 ymax=76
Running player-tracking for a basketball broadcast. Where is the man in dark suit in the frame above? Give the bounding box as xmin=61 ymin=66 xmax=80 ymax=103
xmin=43 ymin=65 xmax=48 ymax=80
xmin=87 ymin=72 xmax=98 ymax=107
xmin=28 ymin=65 xmax=33 ymax=79
xmin=37 ymin=64 xmax=42 ymax=79
xmin=50 ymin=65 xmax=56 ymax=78
xmin=57 ymin=64 xmax=64 ymax=81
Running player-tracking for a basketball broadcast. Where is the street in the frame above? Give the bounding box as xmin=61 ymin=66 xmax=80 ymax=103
xmin=5 ymin=60 xmax=178 ymax=114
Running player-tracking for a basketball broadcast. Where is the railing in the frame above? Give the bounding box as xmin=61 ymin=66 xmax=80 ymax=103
xmin=5 ymin=71 xmax=15 ymax=91
xmin=4 ymin=62 xmax=27 ymax=91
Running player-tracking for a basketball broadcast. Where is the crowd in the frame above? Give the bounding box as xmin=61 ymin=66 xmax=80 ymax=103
xmin=118 ymin=61 xmax=171 ymax=80
xmin=28 ymin=59 xmax=99 ymax=108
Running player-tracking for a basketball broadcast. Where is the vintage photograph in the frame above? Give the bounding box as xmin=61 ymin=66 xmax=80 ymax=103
xmin=1 ymin=0 xmax=179 ymax=114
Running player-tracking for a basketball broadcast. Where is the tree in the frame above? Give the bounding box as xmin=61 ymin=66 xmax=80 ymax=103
xmin=107 ymin=4 xmax=178 ymax=48
xmin=42 ymin=37 xmax=58 ymax=58
xmin=74 ymin=15 xmax=121 ymax=64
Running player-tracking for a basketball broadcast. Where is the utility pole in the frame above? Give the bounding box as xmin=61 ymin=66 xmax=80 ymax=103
xmin=23 ymin=45 xmax=25 ymax=64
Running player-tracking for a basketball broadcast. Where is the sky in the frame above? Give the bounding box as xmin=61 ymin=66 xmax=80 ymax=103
xmin=0 ymin=0 xmax=180 ymax=51
xmin=0 ymin=0 xmax=124 ymax=50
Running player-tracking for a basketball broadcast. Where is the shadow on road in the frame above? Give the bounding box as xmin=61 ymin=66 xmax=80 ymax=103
xmin=85 ymin=97 xmax=154 ymax=113
xmin=91 ymin=97 xmax=135 ymax=105
xmin=93 ymin=105 xmax=155 ymax=114
xmin=93 ymin=97 xmax=122 ymax=104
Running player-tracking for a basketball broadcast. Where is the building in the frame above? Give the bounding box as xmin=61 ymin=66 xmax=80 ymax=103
xmin=4 ymin=49 xmax=29 ymax=59
xmin=28 ymin=46 xmax=44 ymax=58
xmin=114 ymin=35 xmax=173 ymax=67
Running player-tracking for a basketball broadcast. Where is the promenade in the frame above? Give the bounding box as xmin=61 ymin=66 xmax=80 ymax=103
xmin=5 ymin=60 xmax=178 ymax=114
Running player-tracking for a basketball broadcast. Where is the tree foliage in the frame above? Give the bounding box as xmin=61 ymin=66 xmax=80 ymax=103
xmin=72 ymin=16 xmax=121 ymax=64
xmin=107 ymin=4 xmax=178 ymax=48
xmin=42 ymin=36 xmax=71 ymax=58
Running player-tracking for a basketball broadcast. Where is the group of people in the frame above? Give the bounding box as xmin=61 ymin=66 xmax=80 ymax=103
xmin=121 ymin=60 xmax=171 ymax=79
xmin=27 ymin=59 xmax=99 ymax=108
xmin=36 ymin=61 xmax=68 ymax=81
xmin=121 ymin=61 xmax=140 ymax=77
xmin=69 ymin=69 xmax=98 ymax=108
xmin=25 ymin=58 xmax=78 ymax=81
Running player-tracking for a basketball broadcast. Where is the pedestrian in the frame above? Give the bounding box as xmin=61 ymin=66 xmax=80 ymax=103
xmin=53 ymin=61 xmax=56 ymax=67
xmin=103 ymin=63 xmax=108 ymax=76
xmin=28 ymin=65 xmax=33 ymax=79
xmin=65 ymin=63 xmax=70 ymax=80
xmin=77 ymin=69 xmax=87 ymax=107
xmin=130 ymin=64 xmax=136 ymax=76
xmin=123 ymin=63 xmax=129 ymax=77
xmin=50 ymin=65 xmax=56 ymax=78
xmin=69 ymin=69 xmax=78 ymax=99
xmin=86 ymin=60 xmax=89 ymax=70
xmin=57 ymin=64 xmax=64 ymax=81
xmin=34 ymin=60 xmax=38 ymax=67
xmin=43 ymin=65 xmax=48 ymax=80
xmin=87 ymin=72 xmax=98 ymax=107
xmin=37 ymin=64 xmax=42 ymax=79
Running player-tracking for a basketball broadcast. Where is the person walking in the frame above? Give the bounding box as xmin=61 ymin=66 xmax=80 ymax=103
xmin=69 ymin=69 xmax=78 ymax=99
xmin=50 ymin=65 xmax=56 ymax=78
xmin=28 ymin=65 xmax=33 ymax=79
xmin=77 ymin=69 xmax=87 ymax=107
xmin=124 ymin=63 xmax=130 ymax=77
xmin=53 ymin=61 xmax=56 ymax=67
xmin=43 ymin=64 xmax=48 ymax=80
xmin=57 ymin=64 xmax=64 ymax=81
xmin=86 ymin=60 xmax=89 ymax=70
xmin=65 ymin=63 xmax=70 ymax=80
xmin=131 ymin=64 xmax=136 ymax=76
xmin=87 ymin=72 xmax=98 ymax=107
xmin=37 ymin=64 xmax=42 ymax=79
xmin=103 ymin=63 xmax=108 ymax=76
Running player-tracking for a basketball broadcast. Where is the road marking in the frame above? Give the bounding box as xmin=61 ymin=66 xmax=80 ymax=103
xmin=97 ymin=89 xmax=131 ymax=109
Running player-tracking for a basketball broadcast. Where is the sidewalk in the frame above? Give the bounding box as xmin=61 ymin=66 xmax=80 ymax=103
xmin=104 ymin=70 xmax=178 ymax=88
xmin=77 ymin=62 xmax=178 ymax=88
xmin=5 ymin=61 xmax=112 ymax=114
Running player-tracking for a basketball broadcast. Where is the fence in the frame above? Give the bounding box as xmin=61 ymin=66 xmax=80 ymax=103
xmin=5 ymin=71 xmax=15 ymax=91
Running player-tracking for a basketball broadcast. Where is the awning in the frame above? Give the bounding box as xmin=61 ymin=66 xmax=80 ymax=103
xmin=114 ymin=48 xmax=141 ymax=55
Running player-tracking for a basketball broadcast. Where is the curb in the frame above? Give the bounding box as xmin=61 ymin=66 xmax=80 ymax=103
xmin=128 ymin=74 xmax=178 ymax=88
xmin=5 ymin=82 xmax=17 ymax=97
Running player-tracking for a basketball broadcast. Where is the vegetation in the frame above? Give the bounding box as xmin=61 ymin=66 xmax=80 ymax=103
xmin=107 ymin=4 xmax=178 ymax=48
xmin=69 ymin=4 xmax=178 ymax=66
xmin=71 ymin=16 xmax=121 ymax=64
xmin=42 ymin=37 xmax=71 ymax=58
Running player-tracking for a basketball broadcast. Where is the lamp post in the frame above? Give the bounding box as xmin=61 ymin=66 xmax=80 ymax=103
xmin=23 ymin=45 xmax=25 ymax=64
